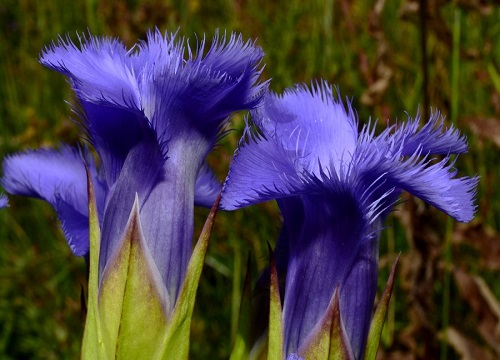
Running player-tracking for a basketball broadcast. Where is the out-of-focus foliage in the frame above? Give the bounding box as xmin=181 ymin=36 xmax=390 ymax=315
xmin=0 ymin=0 xmax=499 ymax=359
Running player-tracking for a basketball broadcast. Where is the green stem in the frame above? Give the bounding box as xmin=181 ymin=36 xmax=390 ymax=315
xmin=231 ymin=228 xmax=242 ymax=345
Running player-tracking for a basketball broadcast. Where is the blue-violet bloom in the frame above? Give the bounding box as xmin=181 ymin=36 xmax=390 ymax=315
xmin=2 ymin=29 xmax=266 ymax=310
xmin=221 ymin=81 xmax=478 ymax=359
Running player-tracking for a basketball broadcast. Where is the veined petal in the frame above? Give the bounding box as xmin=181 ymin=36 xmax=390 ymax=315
xmin=133 ymin=28 xmax=182 ymax=75
xmin=258 ymin=82 xmax=358 ymax=177
xmin=278 ymin=193 xmax=381 ymax=359
xmin=281 ymin=195 xmax=368 ymax=356
xmin=2 ymin=146 xmax=87 ymax=201
xmin=227 ymin=79 xmax=477 ymax=223
xmin=220 ymin=128 xmax=303 ymax=210
xmin=194 ymin=31 xmax=263 ymax=81
xmin=79 ymin=100 xmax=151 ymax=186
xmin=98 ymin=133 xmax=165 ymax=284
xmin=221 ymin=83 xmax=358 ymax=210
xmin=95 ymin=124 xmax=199 ymax=308
xmin=381 ymin=111 xmax=469 ymax=156
xmin=1 ymin=145 xmax=106 ymax=255
xmin=275 ymin=196 xmax=305 ymax=273
xmin=141 ymin=31 xmax=266 ymax=145
xmin=40 ymin=33 xmax=141 ymax=110
xmin=138 ymin=147 xmax=201 ymax=307
xmin=56 ymin=197 xmax=89 ymax=256
xmin=351 ymin=142 xmax=478 ymax=223
xmin=339 ymin=225 xmax=380 ymax=359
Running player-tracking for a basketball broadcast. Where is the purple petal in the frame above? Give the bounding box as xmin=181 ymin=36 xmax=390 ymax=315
xmin=221 ymin=82 xmax=358 ymax=210
xmin=387 ymin=156 xmax=478 ymax=222
xmin=1 ymin=146 xmax=106 ymax=256
xmin=195 ymin=31 xmax=263 ymax=81
xmin=79 ymin=100 xmax=151 ymax=186
xmin=224 ymin=81 xmax=477 ymax=222
xmin=98 ymin=133 xmax=165 ymax=282
xmin=194 ymin=164 xmax=221 ymax=207
xmin=55 ymin=196 xmax=91 ymax=255
xmin=40 ymin=33 xmax=141 ymax=110
xmin=382 ymin=111 xmax=469 ymax=156
xmin=338 ymin=225 xmax=381 ymax=359
xmin=221 ymin=129 xmax=303 ymax=210
xmin=2 ymin=146 xmax=87 ymax=202
xmin=281 ymin=195 xmax=369 ymax=355
xmin=275 ymin=197 xmax=305 ymax=273
xmin=139 ymin=168 xmax=196 ymax=308
xmin=142 ymin=31 xmax=266 ymax=146
xmin=133 ymin=29 xmax=181 ymax=74
xmin=352 ymin=138 xmax=478 ymax=223
xmin=258 ymin=82 xmax=358 ymax=176
xmin=278 ymin=195 xmax=380 ymax=359
xmin=40 ymin=33 xmax=157 ymax=189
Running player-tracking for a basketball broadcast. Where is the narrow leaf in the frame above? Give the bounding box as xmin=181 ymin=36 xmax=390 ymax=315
xmin=268 ymin=243 xmax=283 ymax=360
xmin=158 ymin=194 xmax=221 ymax=359
xmin=487 ymin=62 xmax=500 ymax=96
xmin=230 ymin=253 xmax=253 ymax=360
xmin=81 ymin=166 xmax=106 ymax=359
xmin=363 ymin=254 xmax=400 ymax=360
xmin=231 ymin=334 xmax=250 ymax=360
xmin=298 ymin=288 xmax=354 ymax=360
xmin=98 ymin=196 xmax=170 ymax=359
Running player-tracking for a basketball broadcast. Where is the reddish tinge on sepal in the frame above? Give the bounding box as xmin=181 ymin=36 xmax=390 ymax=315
xmin=296 ymin=287 xmax=355 ymax=360
xmin=268 ymin=243 xmax=284 ymax=360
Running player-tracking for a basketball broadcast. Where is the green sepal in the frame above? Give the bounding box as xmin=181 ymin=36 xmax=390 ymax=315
xmin=97 ymin=195 xmax=170 ymax=359
xmin=81 ymin=166 xmax=106 ymax=359
xmin=267 ymin=244 xmax=283 ymax=360
xmin=363 ymin=254 xmax=400 ymax=360
xmin=298 ymin=288 xmax=354 ymax=360
xmin=157 ymin=194 xmax=221 ymax=359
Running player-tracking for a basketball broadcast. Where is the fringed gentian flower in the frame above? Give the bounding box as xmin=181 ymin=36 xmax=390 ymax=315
xmin=221 ymin=81 xmax=478 ymax=359
xmin=2 ymin=29 xmax=265 ymax=319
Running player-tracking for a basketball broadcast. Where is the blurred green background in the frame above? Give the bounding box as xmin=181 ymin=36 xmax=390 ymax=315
xmin=0 ymin=0 xmax=499 ymax=359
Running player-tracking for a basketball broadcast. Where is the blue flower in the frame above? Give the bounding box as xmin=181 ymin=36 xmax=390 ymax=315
xmin=2 ymin=29 xmax=266 ymax=309
xmin=220 ymin=81 xmax=478 ymax=358
xmin=2 ymin=146 xmax=106 ymax=256
xmin=0 ymin=194 xmax=8 ymax=208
